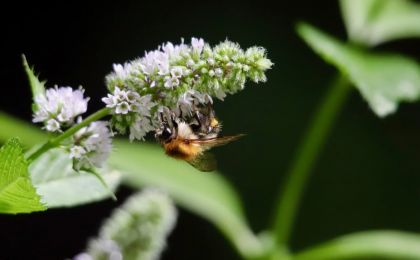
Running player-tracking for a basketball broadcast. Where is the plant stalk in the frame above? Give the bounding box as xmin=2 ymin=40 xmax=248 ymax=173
xmin=26 ymin=107 xmax=111 ymax=161
xmin=272 ymin=74 xmax=351 ymax=245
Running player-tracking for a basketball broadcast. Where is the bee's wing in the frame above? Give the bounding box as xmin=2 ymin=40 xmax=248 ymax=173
xmin=190 ymin=134 xmax=245 ymax=151
xmin=187 ymin=134 xmax=245 ymax=172
xmin=187 ymin=152 xmax=217 ymax=172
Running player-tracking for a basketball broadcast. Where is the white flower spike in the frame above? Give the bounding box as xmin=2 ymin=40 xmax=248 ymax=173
xmin=104 ymin=37 xmax=272 ymax=141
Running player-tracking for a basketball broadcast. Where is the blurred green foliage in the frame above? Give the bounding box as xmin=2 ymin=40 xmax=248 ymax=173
xmin=2 ymin=0 xmax=420 ymax=259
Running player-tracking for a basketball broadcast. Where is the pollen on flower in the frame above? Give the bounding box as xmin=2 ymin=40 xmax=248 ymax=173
xmin=33 ymin=86 xmax=89 ymax=132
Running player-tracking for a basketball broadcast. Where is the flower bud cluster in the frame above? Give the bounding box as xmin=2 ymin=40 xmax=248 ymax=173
xmin=33 ymin=86 xmax=89 ymax=132
xmin=70 ymin=121 xmax=112 ymax=171
xmin=33 ymin=86 xmax=112 ymax=171
xmin=74 ymin=189 xmax=177 ymax=260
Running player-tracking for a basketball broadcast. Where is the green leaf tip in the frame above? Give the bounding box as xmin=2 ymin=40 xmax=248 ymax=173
xmin=84 ymin=168 xmax=117 ymax=201
xmin=0 ymin=137 xmax=46 ymax=214
xmin=297 ymin=22 xmax=420 ymax=117
xmin=22 ymin=54 xmax=46 ymax=107
xmin=295 ymin=230 xmax=420 ymax=260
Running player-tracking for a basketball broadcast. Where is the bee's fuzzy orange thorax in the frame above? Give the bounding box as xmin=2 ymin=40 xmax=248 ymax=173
xmin=164 ymin=138 xmax=202 ymax=161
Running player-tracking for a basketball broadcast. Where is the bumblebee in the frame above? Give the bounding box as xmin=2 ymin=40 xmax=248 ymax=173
xmin=155 ymin=105 xmax=243 ymax=171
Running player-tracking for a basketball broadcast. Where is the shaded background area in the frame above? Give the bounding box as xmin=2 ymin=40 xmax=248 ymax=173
xmin=1 ymin=1 xmax=420 ymax=259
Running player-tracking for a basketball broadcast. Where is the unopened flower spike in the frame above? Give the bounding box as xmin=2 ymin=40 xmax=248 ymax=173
xmin=74 ymin=189 xmax=177 ymax=260
xmin=33 ymin=86 xmax=89 ymax=132
xmin=104 ymin=37 xmax=272 ymax=141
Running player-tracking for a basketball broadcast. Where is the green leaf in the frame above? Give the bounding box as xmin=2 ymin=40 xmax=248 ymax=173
xmin=109 ymin=140 xmax=264 ymax=258
xmin=294 ymin=230 xmax=420 ymax=260
xmin=340 ymin=0 xmax=420 ymax=46
xmin=0 ymin=111 xmax=47 ymax=147
xmin=30 ymin=148 xmax=121 ymax=208
xmin=297 ymin=22 xmax=420 ymax=117
xmin=0 ymin=138 xmax=46 ymax=214
xmin=22 ymin=54 xmax=46 ymax=110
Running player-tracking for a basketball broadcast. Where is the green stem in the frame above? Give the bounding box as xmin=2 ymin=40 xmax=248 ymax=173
xmin=26 ymin=107 xmax=111 ymax=161
xmin=272 ymin=74 xmax=351 ymax=245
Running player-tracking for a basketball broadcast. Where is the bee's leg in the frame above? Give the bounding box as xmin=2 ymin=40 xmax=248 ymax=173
xmin=206 ymin=102 xmax=216 ymax=119
xmin=178 ymin=105 xmax=184 ymax=119
xmin=170 ymin=111 xmax=178 ymax=127
xmin=194 ymin=111 xmax=203 ymax=126
xmin=159 ymin=112 xmax=165 ymax=123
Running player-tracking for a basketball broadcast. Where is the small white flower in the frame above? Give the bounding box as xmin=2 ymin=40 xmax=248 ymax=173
xmin=186 ymin=59 xmax=195 ymax=68
xmin=114 ymin=87 xmax=128 ymax=101
xmin=162 ymin=40 xmax=189 ymax=58
xmin=215 ymin=68 xmax=223 ymax=77
xmin=112 ymin=64 xmax=129 ymax=79
xmin=214 ymin=88 xmax=227 ymax=100
xmin=102 ymin=86 xmax=156 ymax=141
xmin=140 ymin=50 xmax=170 ymax=76
xmin=102 ymin=94 xmax=119 ymax=108
xmin=72 ymin=121 xmax=112 ymax=170
xmin=170 ymin=66 xmax=183 ymax=78
xmin=134 ymin=95 xmax=154 ymax=116
xmin=116 ymin=102 xmax=130 ymax=114
xmin=164 ymin=76 xmax=180 ymax=89
xmin=33 ymin=86 xmax=89 ymax=132
xmin=161 ymin=42 xmax=175 ymax=55
xmin=126 ymin=91 xmax=141 ymax=103
xmin=207 ymin=58 xmax=215 ymax=66
xmin=177 ymin=90 xmax=212 ymax=116
xmin=129 ymin=116 xmax=155 ymax=141
xmin=73 ymin=253 xmax=93 ymax=260
xmin=208 ymin=70 xmax=215 ymax=77
xmin=45 ymin=119 xmax=61 ymax=132
xmin=191 ymin=37 xmax=204 ymax=54
xmin=149 ymin=80 xmax=156 ymax=88
xmin=70 ymin=145 xmax=87 ymax=159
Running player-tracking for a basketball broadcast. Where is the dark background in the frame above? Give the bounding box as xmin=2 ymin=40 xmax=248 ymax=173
xmin=1 ymin=1 xmax=420 ymax=259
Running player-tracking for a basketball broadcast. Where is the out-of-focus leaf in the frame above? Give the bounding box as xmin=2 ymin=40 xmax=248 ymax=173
xmin=22 ymin=55 xmax=46 ymax=107
xmin=297 ymin=22 xmax=420 ymax=117
xmin=340 ymin=0 xmax=420 ymax=46
xmin=30 ymin=148 xmax=121 ymax=208
xmin=0 ymin=138 xmax=46 ymax=214
xmin=294 ymin=230 xmax=420 ymax=260
xmin=109 ymin=140 xmax=263 ymax=258
xmin=0 ymin=111 xmax=47 ymax=147
xmin=0 ymin=112 xmax=262 ymax=258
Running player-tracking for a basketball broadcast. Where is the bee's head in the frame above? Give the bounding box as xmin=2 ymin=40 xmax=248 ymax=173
xmin=190 ymin=105 xmax=221 ymax=138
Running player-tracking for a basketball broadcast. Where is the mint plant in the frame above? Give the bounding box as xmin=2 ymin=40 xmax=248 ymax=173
xmin=1 ymin=0 xmax=420 ymax=259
